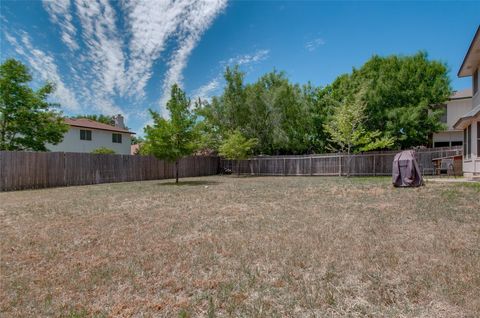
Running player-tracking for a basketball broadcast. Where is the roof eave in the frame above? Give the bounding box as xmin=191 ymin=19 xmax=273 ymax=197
xmin=67 ymin=124 xmax=136 ymax=135
xmin=453 ymin=109 xmax=480 ymax=130
xmin=453 ymin=117 xmax=471 ymax=130
xmin=458 ymin=26 xmax=480 ymax=77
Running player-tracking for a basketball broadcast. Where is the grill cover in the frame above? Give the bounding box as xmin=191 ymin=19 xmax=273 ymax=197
xmin=392 ymin=150 xmax=423 ymax=187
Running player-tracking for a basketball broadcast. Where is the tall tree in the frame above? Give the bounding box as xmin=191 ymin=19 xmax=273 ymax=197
xmin=0 ymin=59 xmax=68 ymax=151
xmin=327 ymin=52 xmax=451 ymax=148
xmin=144 ymin=84 xmax=198 ymax=184
xmin=324 ymin=91 xmax=395 ymax=176
xmin=194 ymin=97 xmax=224 ymax=153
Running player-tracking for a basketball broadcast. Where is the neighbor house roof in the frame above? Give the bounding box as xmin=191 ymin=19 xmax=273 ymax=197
xmin=453 ymin=104 xmax=480 ymax=130
xmin=458 ymin=26 xmax=480 ymax=77
xmin=65 ymin=118 xmax=135 ymax=134
xmin=450 ymin=88 xmax=472 ymax=100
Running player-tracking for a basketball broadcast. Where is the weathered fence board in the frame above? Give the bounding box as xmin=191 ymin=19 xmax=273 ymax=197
xmin=222 ymin=146 xmax=463 ymax=177
xmin=0 ymin=152 xmax=219 ymax=191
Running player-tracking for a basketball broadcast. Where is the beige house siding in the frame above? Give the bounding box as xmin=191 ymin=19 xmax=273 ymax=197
xmin=432 ymin=131 xmax=463 ymax=146
xmin=432 ymin=96 xmax=472 ymax=147
xmin=47 ymin=126 xmax=132 ymax=155
xmin=462 ymin=120 xmax=479 ymax=177
xmin=464 ymin=65 xmax=480 ymax=177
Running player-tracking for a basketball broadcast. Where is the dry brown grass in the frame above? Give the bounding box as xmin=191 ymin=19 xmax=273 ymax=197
xmin=1 ymin=176 xmax=479 ymax=317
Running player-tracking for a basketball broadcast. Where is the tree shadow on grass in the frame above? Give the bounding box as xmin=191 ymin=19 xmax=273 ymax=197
xmin=156 ymin=180 xmax=222 ymax=187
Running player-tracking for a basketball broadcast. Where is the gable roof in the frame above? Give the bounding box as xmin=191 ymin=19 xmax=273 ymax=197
xmin=65 ymin=118 xmax=135 ymax=134
xmin=453 ymin=104 xmax=480 ymax=130
xmin=458 ymin=26 xmax=480 ymax=77
xmin=450 ymin=88 xmax=472 ymax=100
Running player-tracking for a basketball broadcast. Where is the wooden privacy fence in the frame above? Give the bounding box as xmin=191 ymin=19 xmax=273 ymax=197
xmin=0 ymin=151 xmax=220 ymax=191
xmin=221 ymin=146 xmax=463 ymax=177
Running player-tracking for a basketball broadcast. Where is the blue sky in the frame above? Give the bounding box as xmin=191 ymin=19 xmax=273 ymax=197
xmin=1 ymin=1 xmax=479 ymax=134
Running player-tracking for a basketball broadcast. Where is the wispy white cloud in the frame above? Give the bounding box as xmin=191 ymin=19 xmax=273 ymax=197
xmin=5 ymin=31 xmax=80 ymax=111
xmin=227 ymin=49 xmax=270 ymax=66
xmin=158 ymin=0 xmax=227 ymax=112
xmin=74 ymin=0 xmax=127 ymax=99
xmin=43 ymin=0 xmax=79 ymax=51
xmin=121 ymin=0 xmax=190 ymax=99
xmin=192 ymin=76 xmax=221 ymax=101
xmin=192 ymin=48 xmax=270 ymax=102
xmin=6 ymin=0 xmax=226 ymax=129
xmin=305 ymin=37 xmax=325 ymax=52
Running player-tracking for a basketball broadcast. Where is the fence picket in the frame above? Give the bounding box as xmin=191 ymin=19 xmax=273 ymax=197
xmin=0 ymin=152 xmax=219 ymax=191
xmin=222 ymin=146 xmax=463 ymax=177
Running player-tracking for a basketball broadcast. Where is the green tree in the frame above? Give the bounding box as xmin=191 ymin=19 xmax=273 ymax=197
xmin=219 ymin=130 xmax=257 ymax=175
xmin=0 ymin=59 xmax=68 ymax=151
xmin=144 ymin=84 xmax=198 ymax=183
xmin=324 ymin=91 xmax=395 ymax=176
xmin=73 ymin=114 xmax=113 ymax=125
xmin=131 ymin=135 xmax=144 ymax=145
xmin=91 ymin=147 xmax=116 ymax=154
xmin=327 ymin=52 xmax=451 ymax=148
xmin=194 ymin=97 xmax=224 ymax=153
xmin=223 ymin=66 xmax=248 ymax=129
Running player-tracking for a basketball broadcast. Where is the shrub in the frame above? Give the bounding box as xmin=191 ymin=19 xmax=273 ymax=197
xmin=91 ymin=147 xmax=116 ymax=154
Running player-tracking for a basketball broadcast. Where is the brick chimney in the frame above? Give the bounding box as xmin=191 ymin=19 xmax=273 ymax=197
xmin=113 ymin=114 xmax=125 ymax=129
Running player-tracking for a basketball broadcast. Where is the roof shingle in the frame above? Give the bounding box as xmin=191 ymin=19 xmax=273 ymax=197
xmin=64 ymin=118 xmax=135 ymax=134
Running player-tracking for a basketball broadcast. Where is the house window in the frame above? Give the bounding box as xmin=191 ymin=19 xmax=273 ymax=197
xmin=439 ymin=104 xmax=447 ymax=124
xmin=434 ymin=141 xmax=449 ymax=148
xmin=464 ymin=124 xmax=471 ymax=159
xmin=474 ymin=68 xmax=479 ymax=95
xmin=80 ymin=129 xmax=92 ymax=141
xmin=451 ymin=141 xmax=463 ymax=147
xmin=112 ymin=133 xmax=122 ymax=143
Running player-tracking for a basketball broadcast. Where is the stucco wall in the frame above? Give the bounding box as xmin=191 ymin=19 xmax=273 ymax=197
xmin=47 ymin=127 xmax=132 ymax=155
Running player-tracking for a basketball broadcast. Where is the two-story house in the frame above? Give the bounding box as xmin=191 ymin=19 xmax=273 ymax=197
xmin=453 ymin=26 xmax=480 ymax=178
xmin=432 ymin=88 xmax=472 ymax=147
xmin=47 ymin=114 xmax=135 ymax=155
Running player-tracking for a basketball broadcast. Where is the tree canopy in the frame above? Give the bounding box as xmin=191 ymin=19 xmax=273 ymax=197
xmin=0 ymin=59 xmax=68 ymax=151
xmin=219 ymin=130 xmax=258 ymax=175
xmin=326 ymin=52 xmax=451 ymax=149
xmin=144 ymin=84 xmax=198 ymax=183
xmin=324 ymin=91 xmax=394 ymax=154
xmin=195 ymin=67 xmax=324 ymax=155
xmin=73 ymin=114 xmax=113 ymax=125
xmin=196 ymin=52 xmax=450 ymax=155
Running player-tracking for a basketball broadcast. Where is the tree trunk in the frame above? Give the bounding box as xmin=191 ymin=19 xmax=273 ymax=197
xmin=347 ymin=147 xmax=351 ymax=178
xmin=175 ymin=159 xmax=179 ymax=184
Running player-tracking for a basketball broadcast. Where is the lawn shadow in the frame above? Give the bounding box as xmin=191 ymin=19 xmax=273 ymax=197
xmin=156 ymin=180 xmax=222 ymax=187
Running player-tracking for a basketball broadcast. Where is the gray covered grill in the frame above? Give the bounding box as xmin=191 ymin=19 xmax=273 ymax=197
xmin=392 ymin=150 xmax=423 ymax=187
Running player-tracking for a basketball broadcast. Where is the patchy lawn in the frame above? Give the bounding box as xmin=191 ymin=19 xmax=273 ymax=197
xmin=0 ymin=176 xmax=479 ymax=317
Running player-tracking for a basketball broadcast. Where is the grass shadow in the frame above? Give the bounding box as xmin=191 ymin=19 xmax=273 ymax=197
xmin=156 ymin=180 xmax=222 ymax=187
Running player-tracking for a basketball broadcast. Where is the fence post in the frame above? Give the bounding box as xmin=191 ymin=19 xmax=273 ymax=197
xmin=339 ymin=155 xmax=342 ymax=176
xmin=63 ymin=152 xmax=67 ymax=187
xmin=309 ymin=156 xmax=313 ymax=176
xmin=373 ymin=154 xmax=376 ymax=177
xmin=283 ymin=158 xmax=286 ymax=176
